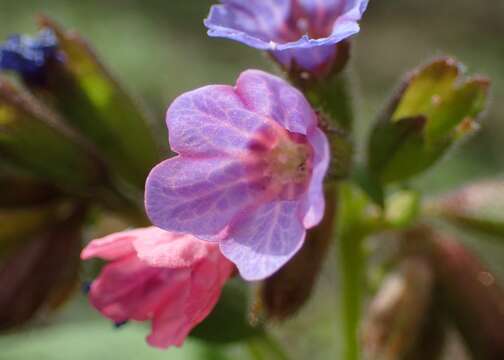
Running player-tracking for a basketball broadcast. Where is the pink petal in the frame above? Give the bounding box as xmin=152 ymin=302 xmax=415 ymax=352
xmin=145 ymin=156 xmax=270 ymax=240
xmin=166 ymin=84 xmax=270 ymax=157
xmin=89 ymin=255 xmax=175 ymax=322
xmin=81 ymin=229 xmax=139 ymax=261
xmin=133 ymin=231 xmax=214 ymax=269
xmin=235 ymin=69 xmax=317 ymax=134
xmin=147 ymin=250 xmax=233 ymax=348
xmin=205 ymin=0 xmax=291 ymax=49
xmin=299 ymin=127 xmax=330 ymax=228
xmin=220 ymin=200 xmax=306 ymax=281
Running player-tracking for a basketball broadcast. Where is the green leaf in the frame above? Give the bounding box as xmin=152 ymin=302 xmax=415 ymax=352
xmin=0 ymin=78 xmax=106 ymax=194
xmin=37 ymin=16 xmax=160 ymax=190
xmin=368 ymin=58 xmax=490 ymax=183
xmin=190 ymin=279 xmax=263 ymax=344
xmin=336 ymin=182 xmax=378 ymax=360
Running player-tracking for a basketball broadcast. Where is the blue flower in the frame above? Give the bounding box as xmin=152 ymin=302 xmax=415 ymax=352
xmin=0 ymin=29 xmax=61 ymax=84
xmin=205 ymin=0 xmax=368 ymax=77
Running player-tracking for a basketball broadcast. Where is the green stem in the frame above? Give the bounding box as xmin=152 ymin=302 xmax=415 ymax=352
xmin=336 ymin=183 xmax=374 ymax=360
xmin=337 ymin=233 xmax=365 ymax=360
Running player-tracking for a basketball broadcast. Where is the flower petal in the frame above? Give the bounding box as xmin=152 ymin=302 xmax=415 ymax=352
xmin=147 ymin=251 xmax=233 ymax=348
xmin=220 ymin=200 xmax=306 ymax=280
xmin=133 ymin=231 xmax=214 ymax=269
xmin=145 ymin=156 xmax=268 ymax=240
xmin=167 ymin=84 xmax=271 ymax=157
xmin=204 ymin=0 xmax=291 ymax=49
xmin=89 ymin=255 xmax=177 ymax=322
xmin=236 ymin=69 xmax=317 ymax=134
xmin=299 ymin=127 xmax=330 ymax=228
xmin=81 ymin=229 xmax=139 ymax=261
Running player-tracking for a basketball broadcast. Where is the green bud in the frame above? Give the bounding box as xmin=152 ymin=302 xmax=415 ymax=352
xmin=368 ymin=58 xmax=490 ymax=183
xmin=36 ymin=16 xmax=159 ymax=190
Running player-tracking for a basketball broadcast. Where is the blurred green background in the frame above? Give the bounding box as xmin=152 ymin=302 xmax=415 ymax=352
xmin=0 ymin=1 xmax=502 ymax=359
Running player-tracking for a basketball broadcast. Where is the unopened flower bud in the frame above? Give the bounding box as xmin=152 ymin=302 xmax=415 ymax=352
xmin=362 ymin=258 xmax=434 ymax=360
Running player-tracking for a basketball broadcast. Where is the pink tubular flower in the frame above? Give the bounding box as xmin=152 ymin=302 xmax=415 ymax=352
xmin=145 ymin=70 xmax=330 ymax=280
xmin=81 ymin=227 xmax=234 ymax=349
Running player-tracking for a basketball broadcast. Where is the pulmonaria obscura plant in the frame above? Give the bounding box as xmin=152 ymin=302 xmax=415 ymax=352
xmin=1 ymin=2 xmax=503 ymax=360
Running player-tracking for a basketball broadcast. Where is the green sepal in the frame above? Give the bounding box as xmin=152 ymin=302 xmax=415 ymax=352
xmin=368 ymin=58 xmax=490 ymax=183
xmin=190 ymin=279 xmax=263 ymax=344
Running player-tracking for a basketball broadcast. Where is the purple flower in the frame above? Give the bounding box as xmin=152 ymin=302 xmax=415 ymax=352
xmin=145 ymin=70 xmax=329 ymax=280
xmin=0 ymin=29 xmax=60 ymax=85
xmin=204 ymin=0 xmax=369 ymax=76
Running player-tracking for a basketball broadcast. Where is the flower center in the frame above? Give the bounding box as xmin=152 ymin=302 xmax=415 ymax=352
xmin=247 ymin=123 xmax=313 ymax=200
xmin=269 ymin=135 xmax=311 ymax=184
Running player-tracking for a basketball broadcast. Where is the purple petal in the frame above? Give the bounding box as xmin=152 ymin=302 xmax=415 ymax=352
xmin=166 ymin=85 xmax=270 ymax=157
xmin=145 ymin=156 xmax=267 ymax=240
xmin=204 ymin=0 xmax=291 ymax=49
xmin=299 ymin=127 xmax=330 ymax=228
xmin=205 ymin=0 xmax=368 ymax=51
xmin=220 ymin=200 xmax=305 ymax=280
xmin=272 ymin=44 xmax=339 ymax=74
xmin=298 ymin=0 xmax=369 ymax=21
xmin=236 ymin=69 xmax=317 ymax=134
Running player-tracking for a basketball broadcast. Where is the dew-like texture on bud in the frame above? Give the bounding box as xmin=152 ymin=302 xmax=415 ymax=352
xmin=0 ymin=29 xmax=60 ymax=85
xmin=204 ymin=0 xmax=368 ymax=76
xmin=145 ymin=70 xmax=330 ymax=280
xmin=435 ymin=180 xmax=504 ymax=238
xmin=81 ymin=227 xmax=234 ymax=349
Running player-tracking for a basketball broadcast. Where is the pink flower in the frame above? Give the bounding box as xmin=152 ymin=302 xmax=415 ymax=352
xmin=145 ymin=70 xmax=330 ymax=280
xmin=81 ymin=227 xmax=234 ymax=349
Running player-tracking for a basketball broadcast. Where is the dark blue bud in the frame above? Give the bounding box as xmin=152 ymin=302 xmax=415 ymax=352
xmin=0 ymin=29 xmax=61 ymax=85
xmin=114 ymin=320 xmax=129 ymax=329
xmin=81 ymin=281 xmax=92 ymax=295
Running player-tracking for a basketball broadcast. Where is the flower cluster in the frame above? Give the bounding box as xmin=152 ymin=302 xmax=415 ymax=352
xmin=82 ymin=0 xmax=367 ymax=350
